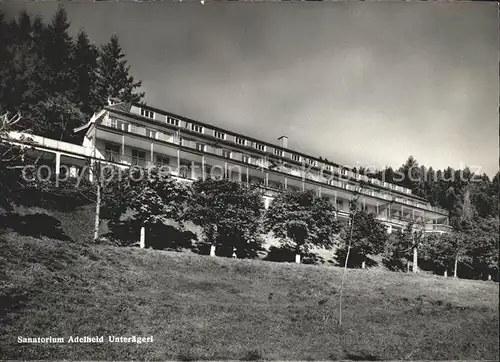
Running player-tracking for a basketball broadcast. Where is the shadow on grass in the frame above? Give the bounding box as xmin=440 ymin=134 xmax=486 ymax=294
xmin=104 ymin=221 xmax=197 ymax=251
xmin=264 ymin=246 xmax=325 ymax=265
xmin=0 ymin=213 xmax=72 ymax=241
xmin=344 ymin=352 xmax=379 ymax=361
xmin=0 ymin=267 xmax=31 ymax=319
xmin=191 ymin=237 xmax=266 ymax=259
xmin=144 ymin=223 xmax=197 ymax=251
xmin=12 ymin=187 xmax=91 ymax=212
xmin=0 ymin=290 xmax=30 ymax=318
xmin=334 ymin=247 xmax=378 ymax=268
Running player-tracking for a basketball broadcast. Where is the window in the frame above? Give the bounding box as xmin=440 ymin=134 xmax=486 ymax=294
xmin=131 ymin=149 xmax=146 ymax=166
xmin=214 ymin=130 xmax=226 ymax=140
xmin=191 ymin=124 xmax=203 ymax=133
xmin=146 ymin=129 xmax=156 ymax=139
xmin=255 ymin=143 xmax=266 ymax=152
xmin=196 ymin=143 xmax=205 ymax=152
xmin=141 ymin=108 xmax=154 ymax=119
xmin=256 ymin=157 xmax=266 ymax=167
xmin=235 ymin=137 xmax=247 ymax=146
xmin=213 ymin=147 xmax=223 ymax=156
xmin=105 ymin=143 xmax=120 ymax=162
xmin=109 ymin=118 xmax=129 ymax=131
xmin=166 ymin=117 xmax=180 ymax=126
xmin=292 ymin=154 xmax=301 ymax=162
xmin=130 ymin=123 xmax=146 ymax=135
xmin=274 ymin=149 xmax=284 ymax=157
xmin=156 ymin=155 xmax=170 ymax=166
xmin=242 ymin=155 xmax=250 ymax=164
xmin=324 ymin=164 xmax=332 ymax=171
xmin=336 ymin=199 xmax=344 ymax=210
xmin=307 ymin=159 xmax=317 ymax=167
xmin=222 ymin=149 xmax=231 ymax=159
xmin=179 ymin=160 xmax=192 ymax=179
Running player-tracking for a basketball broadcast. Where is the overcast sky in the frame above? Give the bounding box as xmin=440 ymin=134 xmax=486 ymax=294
xmin=3 ymin=1 xmax=499 ymax=177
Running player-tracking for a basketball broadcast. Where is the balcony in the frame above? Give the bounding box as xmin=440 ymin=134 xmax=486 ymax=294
xmin=104 ymin=150 xmax=121 ymax=163
xmin=99 ymin=117 xmax=448 ymax=216
xmin=424 ymin=224 xmax=453 ymax=233
xmin=101 ymin=118 xmax=180 ymax=145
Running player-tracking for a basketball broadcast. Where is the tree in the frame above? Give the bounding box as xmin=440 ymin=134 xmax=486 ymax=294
xmin=337 ymin=210 xmax=388 ymax=268
xmin=105 ymin=167 xmax=191 ymax=246
xmin=264 ymin=190 xmax=340 ymax=263
xmin=419 ymin=232 xmax=456 ymax=276
xmin=27 ymin=95 xmax=86 ymax=143
xmin=337 ymin=184 xmax=363 ymax=327
xmin=0 ymin=10 xmax=7 ymax=63
xmin=469 ymin=175 xmax=497 ymax=218
xmin=188 ymin=179 xmax=263 ymax=258
xmin=491 ymin=172 xmax=499 ymax=218
xmin=468 ymin=217 xmax=499 ymax=280
xmin=1 ymin=9 xmax=145 ymax=144
xmin=383 ymin=231 xmax=411 ymax=272
xmin=0 ymin=11 xmax=40 ymax=116
xmin=71 ymin=30 xmax=100 ymax=117
xmin=397 ymin=156 xmax=424 ymax=196
xmin=449 ymin=188 xmax=475 ymax=278
xmin=0 ymin=112 xmax=30 ymax=210
xmin=43 ymin=6 xmax=74 ymax=97
xmin=96 ymin=35 xmax=144 ymax=105
xmin=74 ymin=160 xmax=121 ymax=242
xmin=382 ymin=220 xmax=423 ymax=273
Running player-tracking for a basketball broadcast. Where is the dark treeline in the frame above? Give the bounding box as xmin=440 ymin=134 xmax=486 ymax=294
xmin=355 ymin=156 xmax=499 ymax=221
xmin=360 ymin=157 xmax=498 ymax=280
xmin=0 ymin=6 xmax=144 ymax=143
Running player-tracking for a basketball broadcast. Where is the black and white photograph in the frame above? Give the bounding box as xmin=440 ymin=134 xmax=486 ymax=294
xmin=0 ymin=1 xmax=498 ymax=360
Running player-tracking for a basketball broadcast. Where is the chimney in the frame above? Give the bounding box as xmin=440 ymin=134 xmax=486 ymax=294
xmin=278 ymin=135 xmax=288 ymax=148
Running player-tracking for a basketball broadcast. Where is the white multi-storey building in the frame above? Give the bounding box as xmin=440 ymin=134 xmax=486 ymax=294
xmin=6 ymin=99 xmax=451 ymax=234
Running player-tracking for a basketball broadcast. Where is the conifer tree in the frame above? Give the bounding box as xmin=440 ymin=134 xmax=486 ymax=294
xmin=96 ymin=34 xmax=144 ymax=105
xmin=71 ymin=30 xmax=99 ymax=117
xmin=43 ymin=6 xmax=74 ymax=96
xmin=0 ymin=10 xmax=11 ymax=114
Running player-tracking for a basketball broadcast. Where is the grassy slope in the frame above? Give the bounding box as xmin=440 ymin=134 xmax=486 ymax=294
xmin=1 ymin=232 xmax=498 ymax=361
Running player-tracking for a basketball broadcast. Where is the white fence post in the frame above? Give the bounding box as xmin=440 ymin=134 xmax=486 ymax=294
xmin=140 ymin=226 xmax=145 ymax=249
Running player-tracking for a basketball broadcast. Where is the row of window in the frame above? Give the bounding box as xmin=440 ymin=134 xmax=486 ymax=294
xmin=139 ymin=108 xmax=310 ymax=162
xmin=141 ymin=109 xmax=154 ymax=119
xmin=104 ymin=142 xmax=418 ymax=208
xmin=105 ymin=143 xmax=259 ymax=170
xmin=139 ymin=109 xmax=271 ymax=152
xmin=136 ymin=109 xmax=413 ymax=194
xmin=107 ymin=119 xmax=410 ymax=196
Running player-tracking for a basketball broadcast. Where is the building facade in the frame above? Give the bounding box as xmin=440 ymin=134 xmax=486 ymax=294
xmin=5 ymin=99 xmax=451 ymax=234
xmin=75 ymin=100 xmax=450 ymax=234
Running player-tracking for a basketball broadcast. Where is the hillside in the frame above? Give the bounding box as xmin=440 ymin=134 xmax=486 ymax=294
xmin=1 ymin=231 xmax=498 ymax=361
